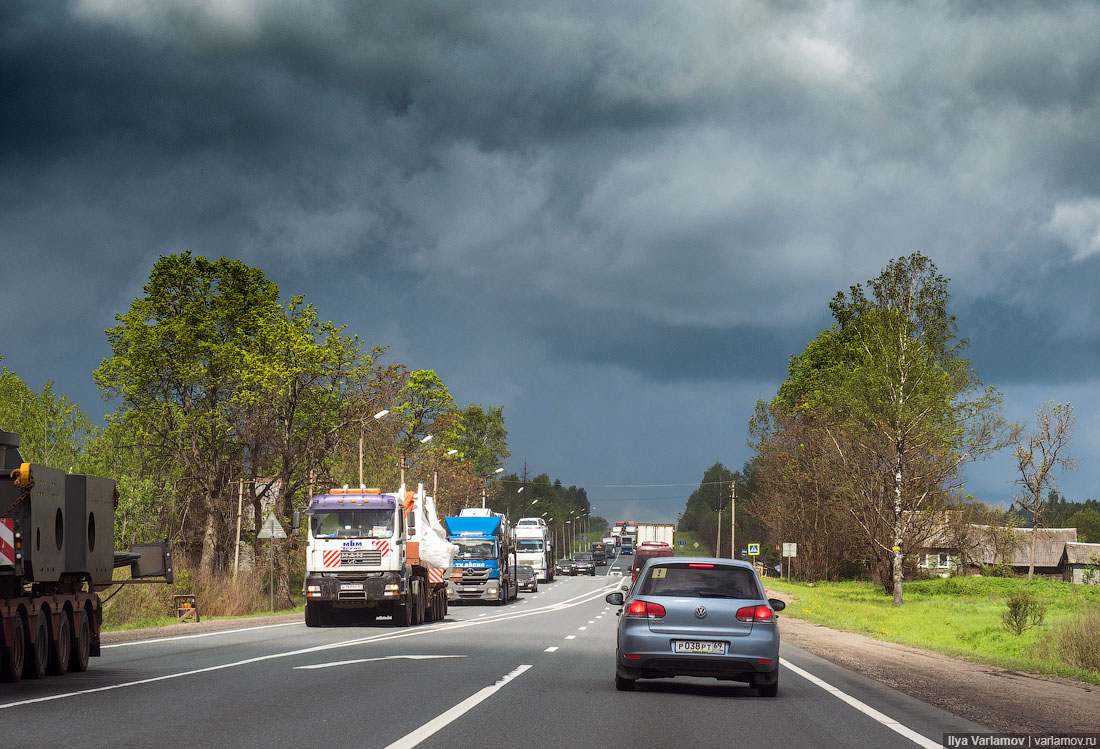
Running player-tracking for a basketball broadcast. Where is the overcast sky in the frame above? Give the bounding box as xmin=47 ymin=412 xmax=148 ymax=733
xmin=2 ymin=1 xmax=1099 ymax=524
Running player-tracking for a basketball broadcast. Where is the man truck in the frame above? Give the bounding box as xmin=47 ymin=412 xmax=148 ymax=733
xmin=1 ymin=430 xmax=172 ymax=682
xmin=300 ymin=483 xmax=454 ymax=626
xmin=514 ymin=517 xmax=554 ymax=583
xmin=445 ymin=509 xmax=519 ymax=604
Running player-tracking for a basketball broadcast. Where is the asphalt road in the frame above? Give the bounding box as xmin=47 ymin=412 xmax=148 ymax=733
xmin=1 ymin=553 xmax=988 ymax=748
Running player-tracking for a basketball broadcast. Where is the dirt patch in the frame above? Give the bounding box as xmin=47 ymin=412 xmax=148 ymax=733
xmin=771 ymin=592 xmax=1098 ymax=733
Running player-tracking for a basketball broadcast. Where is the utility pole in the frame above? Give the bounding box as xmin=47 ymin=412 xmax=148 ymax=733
xmin=731 ymin=481 xmax=736 ymax=560
xmin=716 ymin=506 xmax=722 ymax=558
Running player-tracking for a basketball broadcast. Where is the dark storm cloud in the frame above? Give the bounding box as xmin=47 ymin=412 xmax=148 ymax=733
xmin=3 ymin=0 xmax=1100 ymax=509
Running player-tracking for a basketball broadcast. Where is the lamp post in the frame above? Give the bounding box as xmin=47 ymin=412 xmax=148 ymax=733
xmin=360 ymin=409 xmax=389 ymax=488
xmin=481 ymin=467 xmax=504 ymax=509
xmin=434 ymin=448 xmax=458 ymax=497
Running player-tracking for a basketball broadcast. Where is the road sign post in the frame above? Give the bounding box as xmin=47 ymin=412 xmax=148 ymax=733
xmin=782 ymin=543 xmax=797 ymax=582
xmin=257 ymin=514 xmax=287 ymax=612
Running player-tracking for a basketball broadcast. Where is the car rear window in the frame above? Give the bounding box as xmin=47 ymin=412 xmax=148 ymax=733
xmin=638 ymin=564 xmax=760 ymax=599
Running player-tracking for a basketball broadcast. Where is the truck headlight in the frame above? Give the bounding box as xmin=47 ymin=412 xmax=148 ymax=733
xmin=487 ymin=587 xmax=498 ymax=596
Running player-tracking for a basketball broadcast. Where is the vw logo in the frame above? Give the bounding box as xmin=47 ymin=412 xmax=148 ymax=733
xmin=695 ymin=606 xmax=707 ymax=619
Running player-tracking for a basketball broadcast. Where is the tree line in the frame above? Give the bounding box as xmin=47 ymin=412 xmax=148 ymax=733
xmin=0 ymin=252 xmax=580 ymax=607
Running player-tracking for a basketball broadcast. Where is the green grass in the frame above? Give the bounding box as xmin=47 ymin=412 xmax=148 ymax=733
xmin=767 ymin=576 xmax=1100 ymax=684
xmin=672 ymin=531 xmax=709 ymax=555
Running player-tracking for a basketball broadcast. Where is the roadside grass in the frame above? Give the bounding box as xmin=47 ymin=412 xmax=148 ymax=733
xmin=672 ymin=531 xmax=709 ymax=555
xmin=103 ymin=560 xmax=302 ymax=631
xmin=767 ymin=576 xmax=1100 ymax=684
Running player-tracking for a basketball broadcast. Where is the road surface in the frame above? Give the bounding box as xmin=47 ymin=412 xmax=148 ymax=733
xmin=1 ymin=552 xmax=987 ymax=747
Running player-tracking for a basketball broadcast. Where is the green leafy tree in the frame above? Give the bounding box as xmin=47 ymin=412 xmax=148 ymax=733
xmin=1067 ymin=508 xmax=1100 ymax=543
xmin=0 ymin=362 xmax=98 ymax=470
xmin=95 ymin=252 xmax=282 ymax=575
xmin=756 ymin=254 xmax=1011 ymax=603
xmin=454 ymin=404 xmax=510 ymax=478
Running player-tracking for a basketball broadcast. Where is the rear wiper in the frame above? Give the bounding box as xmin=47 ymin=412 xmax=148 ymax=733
xmin=697 ymin=592 xmax=741 ymax=598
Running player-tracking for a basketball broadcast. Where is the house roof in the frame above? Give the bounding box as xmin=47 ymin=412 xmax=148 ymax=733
xmin=972 ymin=526 xmax=1079 ymax=567
xmin=925 ymin=523 xmax=1079 ymax=568
xmin=1062 ymin=542 xmax=1100 ymax=565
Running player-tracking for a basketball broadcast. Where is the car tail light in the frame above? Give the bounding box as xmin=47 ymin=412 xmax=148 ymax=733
xmin=624 ymin=600 xmax=666 ymax=619
xmin=736 ymin=605 xmax=775 ymax=623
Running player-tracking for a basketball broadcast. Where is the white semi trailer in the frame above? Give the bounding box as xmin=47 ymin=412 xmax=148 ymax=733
xmin=514 ymin=517 xmax=554 ymax=583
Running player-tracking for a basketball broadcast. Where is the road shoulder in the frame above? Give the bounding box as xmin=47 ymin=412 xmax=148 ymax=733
xmin=772 ymin=597 xmax=1098 ymax=734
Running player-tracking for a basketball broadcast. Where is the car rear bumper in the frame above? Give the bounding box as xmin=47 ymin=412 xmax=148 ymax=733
xmin=616 ymin=628 xmax=779 ymax=683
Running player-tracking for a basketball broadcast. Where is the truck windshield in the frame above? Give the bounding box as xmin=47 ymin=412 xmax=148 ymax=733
xmin=453 ymin=539 xmax=497 ymax=559
xmin=310 ymin=510 xmax=394 ymax=539
xmin=516 ymin=540 xmax=544 ymax=553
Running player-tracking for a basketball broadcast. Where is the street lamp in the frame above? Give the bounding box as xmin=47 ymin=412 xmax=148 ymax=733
xmin=481 ymin=467 xmax=504 ymax=509
xmin=360 ymin=409 xmax=390 ymax=488
xmin=433 ymin=448 xmax=460 ymax=497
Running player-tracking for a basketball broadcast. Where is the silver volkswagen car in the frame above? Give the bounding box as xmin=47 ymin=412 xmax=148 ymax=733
xmin=606 ymin=557 xmax=785 ymax=695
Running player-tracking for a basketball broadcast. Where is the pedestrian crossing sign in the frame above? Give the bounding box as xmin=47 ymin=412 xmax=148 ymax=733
xmin=748 ymin=543 xmax=760 ymax=556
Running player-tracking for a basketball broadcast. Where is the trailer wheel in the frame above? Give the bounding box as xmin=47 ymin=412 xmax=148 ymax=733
xmin=25 ymin=610 xmax=49 ymax=680
xmin=70 ymin=610 xmax=90 ymax=673
xmin=1 ymin=614 xmax=25 ymax=682
xmin=49 ymin=611 xmax=71 ymax=676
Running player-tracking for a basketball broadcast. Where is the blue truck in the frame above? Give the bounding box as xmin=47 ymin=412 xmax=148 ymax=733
xmin=444 ymin=511 xmax=519 ymax=605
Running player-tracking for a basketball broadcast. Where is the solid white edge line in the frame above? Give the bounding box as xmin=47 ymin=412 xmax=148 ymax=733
xmin=384 ymin=665 xmax=532 ymax=749
xmin=780 ymin=658 xmax=941 ymax=749
xmin=102 ymin=621 xmax=301 ymax=648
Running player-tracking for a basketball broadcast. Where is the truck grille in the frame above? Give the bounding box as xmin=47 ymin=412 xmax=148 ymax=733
xmin=341 ymin=550 xmax=381 ymax=566
xmin=459 ymin=567 xmax=491 ymax=583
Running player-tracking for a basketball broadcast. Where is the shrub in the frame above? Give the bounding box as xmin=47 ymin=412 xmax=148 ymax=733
xmin=981 ymin=563 xmax=1014 ymax=578
xmin=1001 ymin=591 xmax=1046 ymax=635
xmin=1042 ymin=607 xmax=1100 ymax=672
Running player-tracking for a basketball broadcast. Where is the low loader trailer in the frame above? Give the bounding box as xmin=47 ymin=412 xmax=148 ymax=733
xmin=1 ymin=431 xmax=172 ymax=682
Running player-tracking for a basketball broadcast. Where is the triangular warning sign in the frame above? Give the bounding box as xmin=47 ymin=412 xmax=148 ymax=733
xmin=256 ymin=513 xmax=287 ymax=539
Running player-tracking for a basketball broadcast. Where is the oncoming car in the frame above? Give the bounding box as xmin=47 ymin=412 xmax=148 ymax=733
xmin=555 ymin=558 xmax=576 ymax=576
xmin=516 ymin=564 xmax=538 ymax=592
xmin=606 ymin=557 xmax=785 ymax=696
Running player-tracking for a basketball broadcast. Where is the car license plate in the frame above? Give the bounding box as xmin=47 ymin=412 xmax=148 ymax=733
xmin=340 ymin=583 xmax=363 ymax=591
xmin=672 ymin=640 xmax=727 ymax=655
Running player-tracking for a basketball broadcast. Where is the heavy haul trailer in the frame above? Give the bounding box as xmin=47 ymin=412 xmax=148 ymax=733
xmin=300 ymin=484 xmax=454 ymax=627
xmin=0 ymin=431 xmax=173 ymax=683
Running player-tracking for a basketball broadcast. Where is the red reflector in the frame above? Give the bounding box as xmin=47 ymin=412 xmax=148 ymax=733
xmin=756 ymin=659 xmax=773 ymax=664
xmin=687 ymin=563 xmax=715 ymax=568
xmin=624 ymin=654 xmax=642 ymax=660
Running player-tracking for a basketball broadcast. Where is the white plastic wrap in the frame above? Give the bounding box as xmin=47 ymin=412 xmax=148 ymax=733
xmin=412 ymin=484 xmax=456 ymax=571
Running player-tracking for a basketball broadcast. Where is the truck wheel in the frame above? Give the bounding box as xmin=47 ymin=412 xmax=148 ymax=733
xmin=393 ymin=590 xmax=412 ymax=627
xmin=25 ymin=610 xmax=49 ymax=680
xmin=49 ymin=611 xmax=71 ymax=676
xmin=305 ymin=602 xmax=323 ymax=627
xmin=1 ymin=614 xmax=25 ymax=682
xmin=70 ymin=610 xmax=91 ymax=672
